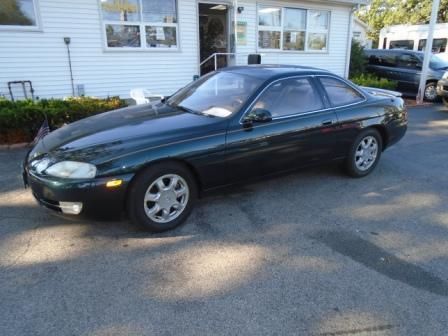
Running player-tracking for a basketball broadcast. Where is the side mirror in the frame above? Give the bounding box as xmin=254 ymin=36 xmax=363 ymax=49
xmin=244 ymin=108 xmax=273 ymax=124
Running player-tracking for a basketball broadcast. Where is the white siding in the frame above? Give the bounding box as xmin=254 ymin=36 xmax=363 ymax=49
xmin=0 ymin=0 xmax=353 ymax=99
xmin=0 ymin=0 xmax=198 ymax=99
xmin=236 ymin=0 xmax=351 ymax=76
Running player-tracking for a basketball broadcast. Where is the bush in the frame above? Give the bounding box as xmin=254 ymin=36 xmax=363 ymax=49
xmin=349 ymin=40 xmax=366 ymax=78
xmin=350 ymin=73 xmax=397 ymax=90
xmin=0 ymin=96 xmax=127 ymax=144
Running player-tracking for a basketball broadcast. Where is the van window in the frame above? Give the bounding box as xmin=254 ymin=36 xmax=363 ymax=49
xmin=418 ymin=38 xmax=447 ymax=53
xmin=389 ymin=40 xmax=414 ymax=50
xmin=378 ymin=52 xmax=397 ymax=67
xmin=397 ymin=54 xmax=422 ymax=69
xmin=366 ymin=51 xmax=397 ymax=67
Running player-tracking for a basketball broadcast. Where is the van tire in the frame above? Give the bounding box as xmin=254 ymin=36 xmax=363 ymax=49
xmin=424 ymin=82 xmax=438 ymax=102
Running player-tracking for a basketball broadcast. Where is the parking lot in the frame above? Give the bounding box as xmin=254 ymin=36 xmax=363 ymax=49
xmin=1 ymin=104 xmax=448 ymax=336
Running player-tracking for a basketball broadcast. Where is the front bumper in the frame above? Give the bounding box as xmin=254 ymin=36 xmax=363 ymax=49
xmin=436 ymin=79 xmax=448 ymax=97
xmin=26 ymin=170 xmax=134 ymax=218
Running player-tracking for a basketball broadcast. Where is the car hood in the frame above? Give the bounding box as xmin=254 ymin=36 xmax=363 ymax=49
xmin=29 ymin=102 xmax=227 ymax=164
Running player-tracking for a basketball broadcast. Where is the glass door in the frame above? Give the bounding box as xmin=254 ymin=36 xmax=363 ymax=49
xmin=198 ymin=3 xmax=231 ymax=75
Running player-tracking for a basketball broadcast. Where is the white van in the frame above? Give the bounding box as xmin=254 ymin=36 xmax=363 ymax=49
xmin=379 ymin=23 xmax=448 ymax=54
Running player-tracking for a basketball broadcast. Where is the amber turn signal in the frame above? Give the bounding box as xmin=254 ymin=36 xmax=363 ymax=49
xmin=106 ymin=179 xmax=123 ymax=188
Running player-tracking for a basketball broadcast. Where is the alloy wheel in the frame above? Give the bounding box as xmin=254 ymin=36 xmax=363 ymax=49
xmin=143 ymin=174 xmax=189 ymax=223
xmin=354 ymin=136 xmax=378 ymax=171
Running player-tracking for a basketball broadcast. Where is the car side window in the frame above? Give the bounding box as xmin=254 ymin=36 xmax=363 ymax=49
xmin=397 ymin=54 xmax=421 ymax=69
xmin=250 ymin=77 xmax=324 ymax=118
xmin=319 ymin=77 xmax=364 ymax=107
xmin=379 ymin=53 xmax=397 ymax=67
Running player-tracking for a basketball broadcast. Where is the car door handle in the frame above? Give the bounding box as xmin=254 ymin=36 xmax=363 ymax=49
xmin=321 ymin=120 xmax=334 ymax=126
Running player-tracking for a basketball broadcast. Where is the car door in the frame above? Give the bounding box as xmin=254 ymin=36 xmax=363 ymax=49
xmin=366 ymin=51 xmax=387 ymax=79
xmin=395 ymin=53 xmax=422 ymax=92
xmin=315 ymin=75 xmax=368 ymax=156
xmin=225 ymin=76 xmax=339 ymax=184
xmin=377 ymin=51 xmax=401 ymax=82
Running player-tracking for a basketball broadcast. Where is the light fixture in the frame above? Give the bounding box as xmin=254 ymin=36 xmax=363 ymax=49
xmin=59 ymin=202 xmax=83 ymax=215
xmin=210 ymin=5 xmax=227 ymax=10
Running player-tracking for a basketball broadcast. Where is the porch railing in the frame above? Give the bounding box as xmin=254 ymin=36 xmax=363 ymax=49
xmin=199 ymin=52 xmax=237 ymax=72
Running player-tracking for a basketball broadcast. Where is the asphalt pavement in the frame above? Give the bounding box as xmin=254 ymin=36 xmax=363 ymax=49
xmin=1 ymin=104 xmax=448 ymax=336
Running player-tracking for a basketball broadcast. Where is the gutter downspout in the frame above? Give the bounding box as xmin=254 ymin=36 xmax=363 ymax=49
xmin=234 ymin=0 xmax=238 ymax=65
xmin=344 ymin=5 xmax=358 ymax=78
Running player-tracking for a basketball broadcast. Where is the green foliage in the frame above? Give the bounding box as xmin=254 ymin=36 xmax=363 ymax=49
xmin=356 ymin=0 xmax=448 ymax=44
xmin=0 ymin=0 xmax=33 ymax=25
xmin=350 ymin=40 xmax=366 ymax=78
xmin=350 ymin=73 xmax=397 ymax=90
xmin=0 ymin=96 xmax=127 ymax=144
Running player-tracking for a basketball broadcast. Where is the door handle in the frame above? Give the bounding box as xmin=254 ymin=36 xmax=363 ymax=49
xmin=321 ymin=120 xmax=334 ymax=126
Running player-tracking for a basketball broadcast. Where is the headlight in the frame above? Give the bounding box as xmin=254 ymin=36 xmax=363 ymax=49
xmin=45 ymin=161 xmax=97 ymax=179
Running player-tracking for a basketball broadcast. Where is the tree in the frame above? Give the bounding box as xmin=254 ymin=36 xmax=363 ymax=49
xmin=357 ymin=0 xmax=448 ymax=45
xmin=0 ymin=0 xmax=33 ymax=26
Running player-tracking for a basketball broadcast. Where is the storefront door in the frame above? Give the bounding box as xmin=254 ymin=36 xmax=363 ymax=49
xmin=198 ymin=2 xmax=231 ymax=75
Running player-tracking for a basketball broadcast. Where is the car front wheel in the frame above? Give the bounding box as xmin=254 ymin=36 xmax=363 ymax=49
xmin=346 ymin=129 xmax=382 ymax=178
xmin=127 ymin=162 xmax=197 ymax=232
xmin=424 ymin=82 xmax=438 ymax=102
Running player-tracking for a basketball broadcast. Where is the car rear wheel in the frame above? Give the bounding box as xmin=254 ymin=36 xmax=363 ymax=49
xmin=345 ymin=129 xmax=382 ymax=178
xmin=424 ymin=82 xmax=438 ymax=102
xmin=127 ymin=162 xmax=197 ymax=232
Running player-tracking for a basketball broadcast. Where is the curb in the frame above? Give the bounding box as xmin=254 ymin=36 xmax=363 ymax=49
xmin=0 ymin=142 xmax=31 ymax=150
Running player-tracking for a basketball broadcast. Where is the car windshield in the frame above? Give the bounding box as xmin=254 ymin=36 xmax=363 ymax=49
xmin=430 ymin=53 xmax=448 ymax=70
xmin=167 ymin=72 xmax=263 ymax=117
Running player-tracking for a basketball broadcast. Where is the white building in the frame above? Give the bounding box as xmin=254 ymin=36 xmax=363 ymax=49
xmin=0 ymin=0 xmax=368 ymax=100
xmin=353 ymin=16 xmax=371 ymax=48
xmin=379 ymin=23 xmax=448 ymax=53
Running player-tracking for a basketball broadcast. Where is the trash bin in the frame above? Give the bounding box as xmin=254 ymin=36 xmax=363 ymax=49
xmin=248 ymin=54 xmax=261 ymax=65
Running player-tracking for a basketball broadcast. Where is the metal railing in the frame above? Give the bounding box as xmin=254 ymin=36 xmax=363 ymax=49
xmin=199 ymin=52 xmax=236 ymax=72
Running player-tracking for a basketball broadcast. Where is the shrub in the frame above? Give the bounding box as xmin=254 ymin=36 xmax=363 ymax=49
xmin=349 ymin=40 xmax=367 ymax=78
xmin=350 ymin=73 xmax=397 ymax=91
xmin=0 ymin=96 xmax=127 ymax=144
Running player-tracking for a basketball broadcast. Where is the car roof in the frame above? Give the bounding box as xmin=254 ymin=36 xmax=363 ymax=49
xmin=365 ymin=49 xmax=424 ymax=56
xmin=220 ymin=64 xmax=332 ymax=80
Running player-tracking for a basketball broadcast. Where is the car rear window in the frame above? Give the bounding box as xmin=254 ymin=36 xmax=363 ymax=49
xmin=319 ymin=77 xmax=364 ymax=107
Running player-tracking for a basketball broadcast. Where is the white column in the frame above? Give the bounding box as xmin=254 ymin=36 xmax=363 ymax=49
xmin=344 ymin=6 xmax=356 ymax=78
xmin=417 ymin=0 xmax=441 ymax=104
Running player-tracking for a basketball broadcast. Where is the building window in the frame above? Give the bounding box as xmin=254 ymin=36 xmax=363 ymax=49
xmin=100 ymin=0 xmax=178 ymax=50
xmin=389 ymin=40 xmax=414 ymax=50
xmin=0 ymin=0 xmax=40 ymax=29
xmin=257 ymin=6 xmax=330 ymax=52
xmin=418 ymin=38 xmax=447 ymax=53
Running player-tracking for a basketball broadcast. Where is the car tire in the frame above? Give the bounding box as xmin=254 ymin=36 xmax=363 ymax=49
xmin=442 ymin=97 xmax=448 ymax=107
xmin=127 ymin=162 xmax=197 ymax=232
xmin=345 ymin=128 xmax=382 ymax=178
xmin=424 ymin=82 xmax=438 ymax=102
